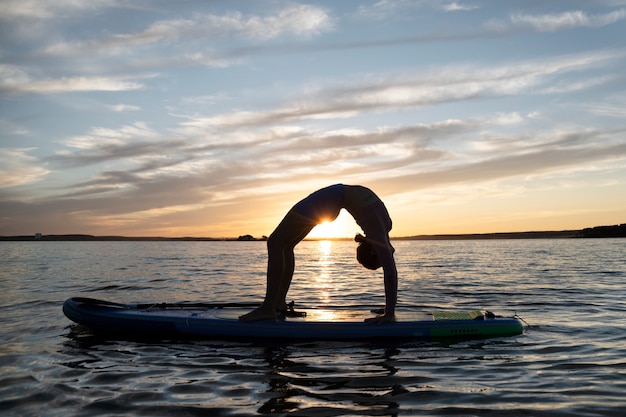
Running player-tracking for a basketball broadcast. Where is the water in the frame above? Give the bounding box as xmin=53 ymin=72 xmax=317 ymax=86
xmin=1 ymin=239 xmax=625 ymax=416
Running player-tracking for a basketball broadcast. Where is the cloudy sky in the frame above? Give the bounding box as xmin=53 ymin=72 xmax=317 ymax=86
xmin=1 ymin=0 xmax=625 ymax=238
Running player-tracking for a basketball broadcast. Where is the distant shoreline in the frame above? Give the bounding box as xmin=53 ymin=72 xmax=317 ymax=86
xmin=2 ymin=223 xmax=624 ymax=241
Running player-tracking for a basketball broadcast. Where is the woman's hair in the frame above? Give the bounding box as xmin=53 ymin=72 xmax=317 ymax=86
xmin=355 ymin=234 xmax=382 ymax=270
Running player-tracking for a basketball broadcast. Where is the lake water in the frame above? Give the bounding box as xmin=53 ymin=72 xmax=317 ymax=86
xmin=1 ymin=239 xmax=625 ymax=416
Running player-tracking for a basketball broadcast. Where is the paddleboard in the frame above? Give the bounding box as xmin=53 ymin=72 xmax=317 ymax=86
xmin=63 ymin=297 xmax=524 ymax=340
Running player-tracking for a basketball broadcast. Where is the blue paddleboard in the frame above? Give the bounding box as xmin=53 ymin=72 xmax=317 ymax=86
xmin=63 ymin=297 xmax=523 ymax=340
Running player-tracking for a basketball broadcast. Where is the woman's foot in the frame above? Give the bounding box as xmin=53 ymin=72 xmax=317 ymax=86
xmin=239 ymin=304 xmax=277 ymax=322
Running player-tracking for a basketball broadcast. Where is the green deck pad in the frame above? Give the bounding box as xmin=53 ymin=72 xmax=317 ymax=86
xmin=432 ymin=310 xmax=483 ymax=320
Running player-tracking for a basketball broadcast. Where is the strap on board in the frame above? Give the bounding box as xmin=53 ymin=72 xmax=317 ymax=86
xmin=279 ymin=300 xmax=307 ymax=318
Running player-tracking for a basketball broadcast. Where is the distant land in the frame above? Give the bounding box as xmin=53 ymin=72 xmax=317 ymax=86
xmin=398 ymin=223 xmax=626 ymax=240
xmin=1 ymin=223 xmax=625 ymax=241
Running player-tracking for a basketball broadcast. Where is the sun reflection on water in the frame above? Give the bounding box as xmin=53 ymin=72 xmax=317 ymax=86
xmin=315 ymin=240 xmax=333 ymax=306
xmin=318 ymin=239 xmax=332 ymax=257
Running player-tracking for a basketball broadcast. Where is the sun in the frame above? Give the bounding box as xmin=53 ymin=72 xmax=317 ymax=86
xmin=307 ymin=210 xmax=360 ymax=239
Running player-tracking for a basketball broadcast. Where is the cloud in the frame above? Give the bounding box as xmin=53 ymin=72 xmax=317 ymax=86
xmin=134 ymin=3 xmax=331 ymax=41
xmin=442 ymin=2 xmax=479 ymax=12
xmin=62 ymin=122 xmax=158 ymax=149
xmin=108 ymin=104 xmax=141 ymax=112
xmin=21 ymin=3 xmax=332 ymax=76
xmin=0 ymin=148 xmax=49 ymax=188
xmin=3 ymin=117 xmax=625 ymax=236
xmin=220 ymin=6 xmax=624 ymax=60
xmin=584 ymin=96 xmax=626 ymax=118
xmin=355 ymin=0 xmax=477 ymax=20
xmin=0 ymin=71 xmax=145 ymax=95
xmin=16 ymin=48 xmax=622 ymax=216
xmin=366 ymin=129 xmax=626 ymax=195
xmin=178 ymin=50 xmax=622 ymax=131
xmin=0 ymin=0 xmax=124 ymax=20
xmin=511 ymin=9 xmax=626 ymax=31
xmin=539 ymin=75 xmax=618 ymax=94
xmin=49 ymin=122 xmax=192 ymax=169
xmin=32 ymin=117 xmax=469 ymax=205
xmin=41 ymin=4 xmax=332 ymax=58
xmin=487 ymin=9 xmax=626 ymax=33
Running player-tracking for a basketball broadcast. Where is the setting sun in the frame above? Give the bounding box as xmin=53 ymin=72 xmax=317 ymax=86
xmin=307 ymin=210 xmax=361 ymax=239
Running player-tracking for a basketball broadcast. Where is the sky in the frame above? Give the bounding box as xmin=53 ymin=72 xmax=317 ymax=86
xmin=1 ymin=0 xmax=626 ymax=239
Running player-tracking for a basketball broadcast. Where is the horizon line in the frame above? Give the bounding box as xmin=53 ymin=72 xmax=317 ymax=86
xmin=2 ymin=223 xmax=625 ymax=241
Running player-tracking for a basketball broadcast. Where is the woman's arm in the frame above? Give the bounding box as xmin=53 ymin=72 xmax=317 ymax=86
xmin=365 ymin=242 xmax=397 ymax=323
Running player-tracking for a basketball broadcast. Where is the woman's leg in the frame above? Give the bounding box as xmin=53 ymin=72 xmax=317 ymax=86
xmin=239 ymin=211 xmax=312 ymax=321
xmin=266 ymin=213 xmax=312 ymax=310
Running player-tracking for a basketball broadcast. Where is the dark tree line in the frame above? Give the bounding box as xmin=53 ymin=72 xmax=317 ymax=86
xmin=579 ymin=224 xmax=626 ymax=238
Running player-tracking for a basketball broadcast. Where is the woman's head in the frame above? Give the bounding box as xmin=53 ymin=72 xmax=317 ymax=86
xmin=355 ymin=234 xmax=382 ymax=270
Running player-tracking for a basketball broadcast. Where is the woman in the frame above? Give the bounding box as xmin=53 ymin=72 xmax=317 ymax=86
xmin=239 ymin=184 xmax=397 ymax=323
